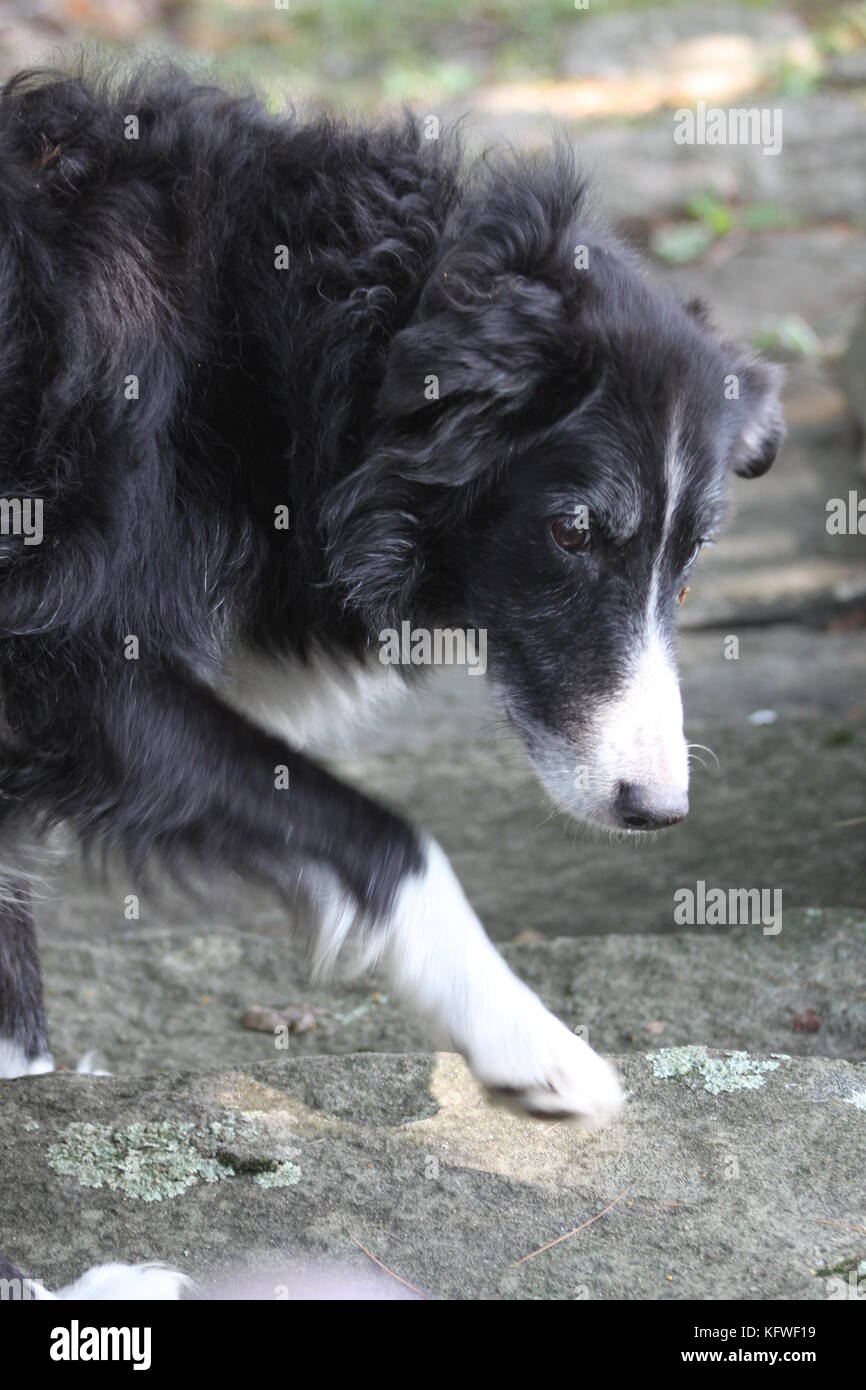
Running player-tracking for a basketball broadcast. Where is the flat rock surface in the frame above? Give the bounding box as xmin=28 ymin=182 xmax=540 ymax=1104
xmin=1 ymin=1050 xmax=863 ymax=1300
xmin=39 ymin=909 xmax=866 ymax=1075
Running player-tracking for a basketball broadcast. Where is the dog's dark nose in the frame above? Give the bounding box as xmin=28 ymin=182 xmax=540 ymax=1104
xmin=616 ymin=783 xmax=688 ymax=831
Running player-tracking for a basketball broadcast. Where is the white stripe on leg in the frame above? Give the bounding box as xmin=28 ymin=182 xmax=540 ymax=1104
xmin=373 ymin=839 xmax=624 ymax=1123
xmin=0 ymin=1039 xmax=53 ymax=1077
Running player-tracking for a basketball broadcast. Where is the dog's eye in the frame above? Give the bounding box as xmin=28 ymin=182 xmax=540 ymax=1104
xmin=684 ymin=540 xmax=704 ymax=571
xmin=551 ymin=517 xmax=591 ymax=555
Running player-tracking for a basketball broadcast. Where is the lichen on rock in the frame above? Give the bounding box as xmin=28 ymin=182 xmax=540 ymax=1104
xmin=47 ymin=1120 xmax=233 ymax=1201
xmin=45 ymin=1107 xmax=304 ymax=1201
xmin=253 ymin=1159 xmax=302 ymax=1188
xmin=647 ymin=1046 xmax=782 ymax=1094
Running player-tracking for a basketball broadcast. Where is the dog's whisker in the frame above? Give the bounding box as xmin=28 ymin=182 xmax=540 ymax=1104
xmin=687 ymin=742 xmax=720 ymax=770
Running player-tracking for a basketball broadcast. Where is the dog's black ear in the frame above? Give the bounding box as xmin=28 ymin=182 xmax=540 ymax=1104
xmin=727 ymin=357 xmax=785 ymax=479
xmin=375 ymin=272 xmax=575 ymax=479
xmin=324 ymin=150 xmax=592 ymax=628
xmin=323 ymin=276 xmax=588 ymax=632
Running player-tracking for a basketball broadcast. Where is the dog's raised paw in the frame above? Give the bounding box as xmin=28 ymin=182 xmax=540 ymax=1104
xmin=470 ymin=1010 xmax=624 ymax=1126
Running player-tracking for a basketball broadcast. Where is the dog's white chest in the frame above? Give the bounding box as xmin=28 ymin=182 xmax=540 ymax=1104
xmin=219 ymin=644 xmax=405 ymax=750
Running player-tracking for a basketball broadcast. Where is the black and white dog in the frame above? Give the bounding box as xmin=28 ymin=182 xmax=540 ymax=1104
xmin=0 ymin=65 xmax=782 ymax=1295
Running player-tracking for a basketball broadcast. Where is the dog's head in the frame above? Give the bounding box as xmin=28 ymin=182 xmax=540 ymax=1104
xmin=326 ymin=150 xmax=783 ymax=832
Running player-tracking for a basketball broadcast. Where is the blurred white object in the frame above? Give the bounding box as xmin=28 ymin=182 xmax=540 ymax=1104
xmin=748 ymin=709 xmax=778 ymax=725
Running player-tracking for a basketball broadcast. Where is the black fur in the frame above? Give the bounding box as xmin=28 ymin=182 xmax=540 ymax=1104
xmin=0 ymin=888 xmax=49 ymax=1065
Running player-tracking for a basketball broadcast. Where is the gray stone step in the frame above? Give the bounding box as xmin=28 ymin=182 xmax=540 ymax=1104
xmin=1 ymin=1050 xmax=863 ymax=1299
xmin=40 ymin=908 xmax=866 ymax=1074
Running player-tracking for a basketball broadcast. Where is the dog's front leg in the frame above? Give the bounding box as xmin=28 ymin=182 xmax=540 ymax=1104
xmin=374 ymin=836 xmax=623 ymax=1122
xmin=38 ymin=663 xmax=622 ymax=1124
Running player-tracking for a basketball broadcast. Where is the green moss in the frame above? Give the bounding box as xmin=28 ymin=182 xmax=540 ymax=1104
xmin=824 ymin=726 xmax=856 ymax=747
xmin=218 ymin=1152 xmax=282 ymax=1176
xmin=647 ymin=1046 xmax=782 ymax=1094
xmin=814 ymin=1255 xmax=866 ymax=1278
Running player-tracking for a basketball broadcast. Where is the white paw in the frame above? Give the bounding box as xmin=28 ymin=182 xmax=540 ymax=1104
xmin=467 ymin=997 xmax=625 ymax=1126
xmin=377 ymin=839 xmax=624 ymax=1127
xmin=0 ymin=1042 xmax=111 ymax=1078
xmin=0 ymin=1040 xmax=53 ymax=1078
xmin=54 ymin=1262 xmax=191 ymax=1300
